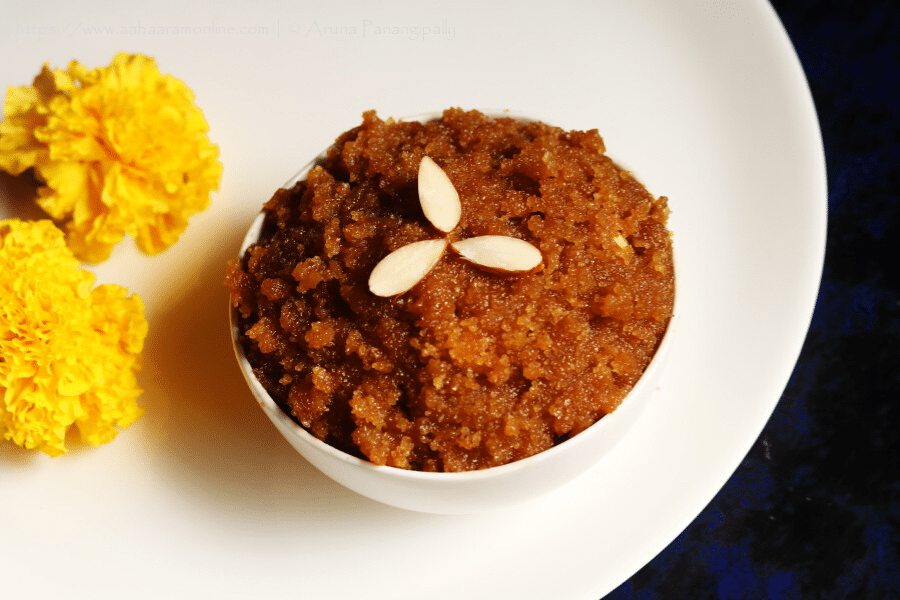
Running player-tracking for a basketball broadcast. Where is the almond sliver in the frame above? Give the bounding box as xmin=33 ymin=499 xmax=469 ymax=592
xmin=418 ymin=156 xmax=461 ymax=233
xmin=369 ymin=238 xmax=448 ymax=297
xmin=450 ymin=236 xmax=542 ymax=274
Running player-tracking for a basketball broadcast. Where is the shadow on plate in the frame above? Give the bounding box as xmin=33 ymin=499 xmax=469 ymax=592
xmin=139 ymin=213 xmax=415 ymax=524
xmin=0 ymin=170 xmax=46 ymax=221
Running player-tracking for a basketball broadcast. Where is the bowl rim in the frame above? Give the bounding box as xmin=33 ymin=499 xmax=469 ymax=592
xmin=229 ymin=109 xmax=679 ymax=481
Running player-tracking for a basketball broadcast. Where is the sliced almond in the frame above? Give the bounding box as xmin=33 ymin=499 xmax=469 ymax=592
xmin=418 ymin=156 xmax=461 ymax=233
xmin=450 ymin=235 xmax=542 ymax=274
xmin=368 ymin=238 xmax=448 ymax=297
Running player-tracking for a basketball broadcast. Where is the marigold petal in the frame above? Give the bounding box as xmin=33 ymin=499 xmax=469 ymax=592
xmin=0 ymin=53 xmax=221 ymax=262
xmin=0 ymin=219 xmax=147 ymax=456
xmin=0 ymin=85 xmax=46 ymax=175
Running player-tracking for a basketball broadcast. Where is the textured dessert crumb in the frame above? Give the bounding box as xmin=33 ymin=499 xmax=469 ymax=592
xmin=226 ymin=108 xmax=675 ymax=472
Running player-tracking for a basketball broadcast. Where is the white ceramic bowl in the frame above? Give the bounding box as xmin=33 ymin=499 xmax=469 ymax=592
xmin=230 ymin=112 xmax=678 ymax=514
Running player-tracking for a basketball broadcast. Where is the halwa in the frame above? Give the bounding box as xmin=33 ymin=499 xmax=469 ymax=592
xmin=226 ymin=108 xmax=674 ymax=472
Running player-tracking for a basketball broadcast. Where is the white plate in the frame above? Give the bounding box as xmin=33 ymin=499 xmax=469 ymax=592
xmin=0 ymin=1 xmax=825 ymax=598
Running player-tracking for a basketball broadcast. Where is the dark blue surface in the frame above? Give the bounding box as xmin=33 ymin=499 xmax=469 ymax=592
xmin=604 ymin=1 xmax=900 ymax=598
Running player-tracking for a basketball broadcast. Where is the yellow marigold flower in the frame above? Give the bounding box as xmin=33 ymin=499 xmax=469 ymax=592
xmin=0 ymin=219 xmax=148 ymax=457
xmin=0 ymin=53 xmax=222 ymax=263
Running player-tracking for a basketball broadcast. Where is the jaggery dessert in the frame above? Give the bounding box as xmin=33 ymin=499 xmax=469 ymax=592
xmin=225 ymin=108 xmax=674 ymax=472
